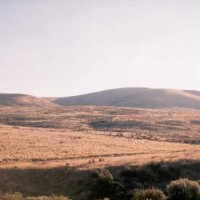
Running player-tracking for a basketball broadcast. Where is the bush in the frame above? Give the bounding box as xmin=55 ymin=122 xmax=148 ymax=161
xmin=91 ymin=169 xmax=114 ymax=199
xmin=92 ymin=169 xmax=114 ymax=181
xmin=167 ymin=178 xmax=200 ymax=200
xmin=133 ymin=188 xmax=166 ymax=200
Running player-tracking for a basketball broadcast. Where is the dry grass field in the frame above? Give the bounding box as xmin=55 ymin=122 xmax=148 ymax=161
xmin=0 ymin=105 xmax=200 ymax=199
xmin=0 ymin=106 xmax=200 ymax=169
xmin=0 ymin=105 xmax=200 ymax=143
xmin=0 ymin=125 xmax=200 ymax=169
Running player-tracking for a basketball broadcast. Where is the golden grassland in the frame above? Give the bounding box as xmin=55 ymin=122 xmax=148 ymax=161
xmin=0 ymin=106 xmax=200 ymax=143
xmin=0 ymin=124 xmax=199 ymax=169
xmin=0 ymin=105 xmax=199 ymax=169
xmin=0 ymin=105 xmax=200 ymax=199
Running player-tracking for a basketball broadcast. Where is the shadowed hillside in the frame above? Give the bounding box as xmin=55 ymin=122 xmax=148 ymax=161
xmin=0 ymin=93 xmax=55 ymax=107
xmin=50 ymin=88 xmax=200 ymax=109
xmin=0 ymin=160 xmax=199 ymax=200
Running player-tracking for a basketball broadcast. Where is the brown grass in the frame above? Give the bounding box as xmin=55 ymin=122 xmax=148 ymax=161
xmin=0 ymin=124 xmax=199 ymax=169
xmin=0 ymin=105 xmax=199 ymax=199
xmin=0 ymin=106 xmax=200 ymax=144
xmin=0 ymin=105 xmax=199 ymax=169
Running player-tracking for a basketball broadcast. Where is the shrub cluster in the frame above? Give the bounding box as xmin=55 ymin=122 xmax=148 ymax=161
xmin=1 ymin=161 xmax=200 ymax=200
xmin=132 ymin=178 xmax=200 ymax=200
xmin=90 ymin=168 xmax=200 ymax=200
xmin=1 ymin=177 xmax=200 ymax=200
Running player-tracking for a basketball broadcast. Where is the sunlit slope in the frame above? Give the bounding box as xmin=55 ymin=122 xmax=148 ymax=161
xmin=51 ymin=88 xmax=200 ymax=109
xmin=0 ymin=93 xmax=55 ymax=107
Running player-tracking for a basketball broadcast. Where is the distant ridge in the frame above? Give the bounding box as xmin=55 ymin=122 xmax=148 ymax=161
xmin=50 ymin=88 xmax=200 ymax=110
xmin=0 ymin=93 xmax=55 ymax=107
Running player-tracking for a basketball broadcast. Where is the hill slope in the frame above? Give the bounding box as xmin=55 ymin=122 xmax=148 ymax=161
xmin=51 ymin=88 xmax=200 ymax=109
xmin=0 ymin=93 xmax=55 ymax=107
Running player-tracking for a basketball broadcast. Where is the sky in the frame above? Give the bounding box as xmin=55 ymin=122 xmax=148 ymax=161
xmin=0 ymin=0 xmax=200 ymax=97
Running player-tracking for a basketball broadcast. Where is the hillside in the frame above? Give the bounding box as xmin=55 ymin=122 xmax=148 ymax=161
xmin=51 ymin=88 xmax=200 ymax=109
xmin=0 ymin=93 xmax=55 ymax=107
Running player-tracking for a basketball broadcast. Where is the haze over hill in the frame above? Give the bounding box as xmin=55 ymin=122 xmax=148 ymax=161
xmin=50 ymin=88 xmax=200 ymax=110
xmin=1 ymin=88 xmax=200 ymax=109
xmin=0 ymin=93 xmax=55 ymax=107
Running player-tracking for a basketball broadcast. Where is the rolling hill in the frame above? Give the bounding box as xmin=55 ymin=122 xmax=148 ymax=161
xmin=50 ymin=88 xmax=200 ymax=109
xmin=0 ymin=93 xmax=55 ymax=107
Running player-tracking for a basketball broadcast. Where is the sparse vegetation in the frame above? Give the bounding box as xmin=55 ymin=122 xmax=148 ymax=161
xmin=0 ymin=106 xmax=200 ymax=144
xmin=0 ymin=161 xmax=199 ymax=200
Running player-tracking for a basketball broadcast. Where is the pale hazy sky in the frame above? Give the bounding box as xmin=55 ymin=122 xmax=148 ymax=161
xmin=0 ymin=0 xmax=200 ymax=97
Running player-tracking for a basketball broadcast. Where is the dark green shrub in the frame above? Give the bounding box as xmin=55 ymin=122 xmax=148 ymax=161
xmin=133 ymin=188 xmax=166 ymax=200
xmin=91 ymin=169 xmax=114 ymax=199
xmin=91 ymin=169 xmax=128 ymax=199
xmin=167 ymin=178 xmax=200 ymax=200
